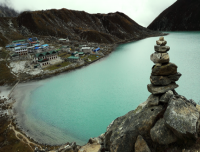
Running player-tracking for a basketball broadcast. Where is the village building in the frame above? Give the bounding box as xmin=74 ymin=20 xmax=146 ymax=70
xmin=33 ymin=50 xmax=58 ymax=66
xmin=60 ymin=45 xmax=70 ymax=52
xmin=71 ymin=51 xmax=79 ymax=57
xmin=12 ymin=39 xmax=27 ymax=44
xmin=81 ymin=47 xmax=93 ymax=54
xmin=40 ymin=44 xmax=49 ymax=50
xmin=6 ymin=44 xmax=15 ymax=48
xmin=58 ymin=38 xmax=69 ymax=42
xmin=78 ymin=52 xmax=84 ymax=56
xmin=29 ymin=41 xmax=39 ymax=46
xmin=28 ymin=37 xmax=38 ymax=42
xmin=27 ymin=46 xmax=35 ymax=53
xmin=14 ymin=46 xmax=28 ymax=55
xmin=93 ymin=47 xmax=100 ymax=53
xmin=66 ymin=56 xmax=80 ymax=62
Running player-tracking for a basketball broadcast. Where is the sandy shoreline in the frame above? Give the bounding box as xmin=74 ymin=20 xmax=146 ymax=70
xmin=0 ymin=83 xmax=85 ymax=151
xmin=0 ymin=44 xmax=116 ymax=149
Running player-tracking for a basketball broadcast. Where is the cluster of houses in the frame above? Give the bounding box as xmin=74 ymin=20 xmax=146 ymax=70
xmin=6 ymin=38 xmax=50 ymax=56
xmin=6 ymin=37 xmax=102 ymax=68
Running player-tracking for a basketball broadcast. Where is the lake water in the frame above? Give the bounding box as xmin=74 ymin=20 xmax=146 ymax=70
xmin=13 ymin=32 xmax=200 ymax=145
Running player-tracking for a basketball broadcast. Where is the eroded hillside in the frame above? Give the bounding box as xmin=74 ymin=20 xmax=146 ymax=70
xmin=0 ymin=8 xmax=163 ymax=46
xmin=148 ymin=0 xmax=200 ymax=31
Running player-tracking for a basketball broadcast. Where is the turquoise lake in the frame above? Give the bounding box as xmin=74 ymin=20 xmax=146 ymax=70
xmin=13 ymin=32 xmax=200 ymax=145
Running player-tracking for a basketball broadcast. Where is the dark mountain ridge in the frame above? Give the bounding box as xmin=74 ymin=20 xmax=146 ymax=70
xmin=148 ymin=0 xmax=200 ymax=31
xmin=0 ymin=8 xmax=164 ymax=46
xmin=0 ymin=4 xmax=19 ymax=17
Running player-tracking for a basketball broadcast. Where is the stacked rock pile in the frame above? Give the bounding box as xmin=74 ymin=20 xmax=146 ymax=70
xmin=147 ymin=36 xmax=182 ymax=106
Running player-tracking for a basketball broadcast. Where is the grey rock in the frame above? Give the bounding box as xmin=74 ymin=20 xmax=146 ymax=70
xmin=152 ymin=62 xmax=177 ymax=76
xmin=167 ymin=72 xmax=182 ymax=82
xmin=150 ymin=73 xmax=181 ymax=86
xmin=164 ymin=96 xmax=199 ymax=140
xmin=147 ymin=94 xmax=160 ymax=107
xmin=150 ymin=118 xmax=177 ymax=145
xmin=154 ymin=45 xmax=170 ymax=53
xmin=88 ymin=137 xmax=102 ymax=144
xmin=150 ymin=52 xmax=169 ymax=63
xmin=104 ymin=105 xmax=164 ymax=152
xmin=187 ymin=99 xmax=197 ymax=107
xmin=159 ymin=36 xmax=164 ymax=41
xmin=156 ymin=40 xmax=167 ymax=46
xmin=147 ymin=83 xmax=178 ymax=94
xmin=150 ymin=75 xmax=171 ymax=86
xmin=155 ymin=63 xmax=162 ymax=66
xmin=135 ymin=135 xmax=151 ymax=152
xmin=160 ymin=90 xmax=174 ymax=103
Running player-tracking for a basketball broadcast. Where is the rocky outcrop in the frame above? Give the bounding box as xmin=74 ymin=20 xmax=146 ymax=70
xmin=100 ymin=37 xmax=200 ymax=152
xmin=135 ymin=135 xmax=151 ymax=152
xmin=159 ymin=90 xmax=173 ymax=103
xmin=146 ymin=94 xmax=159 ymax=107
xmin=150 ymin=118 xmax=177 ymax=145
xmin=148 ymin=0 xmax=200 ymax=31
xmin=104 ymin=105 xmax=163 ymax=152
xmin=164 ymin=95 xmax=199 ymax=140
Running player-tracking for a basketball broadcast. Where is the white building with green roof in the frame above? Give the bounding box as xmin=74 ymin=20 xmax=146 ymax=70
xmin=67 ymin=56 xmax=80 ymax=62
xmin=33 ymin=50 xmax=58 ymax=66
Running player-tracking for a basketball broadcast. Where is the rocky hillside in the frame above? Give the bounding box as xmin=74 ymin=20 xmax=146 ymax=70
xmin=0 ymin=8 xmax=164 ymax=46
xmin=0 ymin=4 xmax=19 ymax=17
xmin=148 ymin=0 xmax=200 ymax=31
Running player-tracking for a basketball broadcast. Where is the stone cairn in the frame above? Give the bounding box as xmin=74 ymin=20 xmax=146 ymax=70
xmin=147 ymin=36 xmax=182 ymax=106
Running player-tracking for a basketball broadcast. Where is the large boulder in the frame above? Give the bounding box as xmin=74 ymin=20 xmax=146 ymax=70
xmin=135 ymin=135 xmax=151 ymax=152
xmin=164 ymin=96 xmax=200 ymax=140
xmin=147 ymin=83 xmax=178 ymax=94
xmin=152 ymin=63 xmax=177 ymax=76
xmin=147 ymin=94 xmax=160 ymax=107
xmin=150 ymin=73 xmax=181 ymax=86
xmin=150 ymin=52 xmax=169 ymax=64
xmin=104 ymin=105 xmax=164 ymax=152
xmin=150 ymin=118 xmax=177 ymax=145
xmin=154 ymin=45 xmax=170 ymax=53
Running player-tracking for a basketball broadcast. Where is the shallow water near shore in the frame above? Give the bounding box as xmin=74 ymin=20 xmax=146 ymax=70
xmin=13 ymin=32 xmax=200 ymax=145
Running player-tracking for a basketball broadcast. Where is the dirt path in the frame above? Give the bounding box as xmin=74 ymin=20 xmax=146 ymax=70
xmin=9 ymin=122 xmax=42 ymax=151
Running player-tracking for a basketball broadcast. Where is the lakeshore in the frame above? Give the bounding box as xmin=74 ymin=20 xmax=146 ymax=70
xmin=2 ymin=31 xmax=200 ymax=151
xmin=0 ymin=32 xmax=170 ymax=151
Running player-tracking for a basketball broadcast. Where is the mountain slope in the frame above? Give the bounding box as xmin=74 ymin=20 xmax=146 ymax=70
xmin=0 ymin=8 xmax=164 ymax=46
xmin=148 ymin=0 xmax=200 ymax=31
xmin=0 ymin=4 xmax=19 ymax=17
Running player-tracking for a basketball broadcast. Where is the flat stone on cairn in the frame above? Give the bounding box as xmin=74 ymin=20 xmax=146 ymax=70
xmin=147 ymin=37 xmax=181 ymax=95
